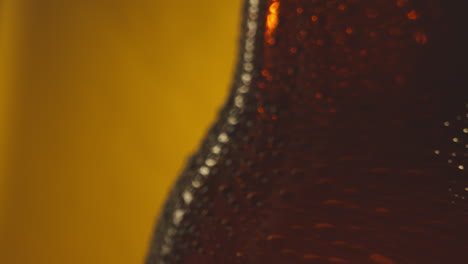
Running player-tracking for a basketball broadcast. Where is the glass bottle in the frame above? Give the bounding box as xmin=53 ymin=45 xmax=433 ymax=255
xmin=147 ymin=0 xmax=468 ymax=263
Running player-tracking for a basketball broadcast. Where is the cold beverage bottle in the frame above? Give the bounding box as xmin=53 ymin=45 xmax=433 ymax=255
xmin=147 ymin=0 xmax=468 ymax=263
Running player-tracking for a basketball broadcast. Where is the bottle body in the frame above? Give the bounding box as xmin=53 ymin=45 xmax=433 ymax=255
xmin=147 ymin=0 xmax=468 ymax=263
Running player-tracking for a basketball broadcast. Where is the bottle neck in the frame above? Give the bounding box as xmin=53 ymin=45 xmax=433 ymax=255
xmin=233 ymin=0 xmax=468 ymax=120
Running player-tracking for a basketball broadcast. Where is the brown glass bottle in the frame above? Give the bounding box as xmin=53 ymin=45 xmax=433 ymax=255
xmin=146 ymin=0 xmax=468 ymax=263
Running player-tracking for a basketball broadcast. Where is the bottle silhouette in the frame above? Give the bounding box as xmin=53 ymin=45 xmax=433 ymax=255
xmin=147 ymin=0 xmax=468 ymax=263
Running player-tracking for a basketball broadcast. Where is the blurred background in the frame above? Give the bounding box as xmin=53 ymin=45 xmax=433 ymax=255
xmin=0 ymin=0 xmax=242 ymax=263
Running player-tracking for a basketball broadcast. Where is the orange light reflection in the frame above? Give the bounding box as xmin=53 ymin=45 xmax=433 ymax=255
xmin=265 ymin=0 xmax=280 ymax=45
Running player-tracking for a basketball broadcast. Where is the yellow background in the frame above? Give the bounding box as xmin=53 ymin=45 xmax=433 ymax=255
xmin=0 ymin=0 xmax=241 ymax=263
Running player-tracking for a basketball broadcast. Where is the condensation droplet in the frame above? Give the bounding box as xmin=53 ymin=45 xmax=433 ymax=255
xmin=228 ymin=116 xmax=238 ymax=125
xmin=199 ymin=166 xmax=210 ymax=176
xmin=243 ymin=62 xmax=253 ymax=72
xmin=182 ymin=191 xmax=193 ymax=204
xmin=173 ymin=209 xmax=185 ymax=225
xmin=241 ymin=73 xmax=252 ymax=84
xmin=212 ymin=145 xmax=222 ymax=154
xmin=414 ymin=32 xmax=428 ymax=44
xmin=218 ymin=133 xmax=230 ymax=143
xmin=205 ymin=158 xmax=217 ymax=167
xmin=407 ymin=10 xmax=419 ymax=20
xmin=244 ymin=52 xmax=253 ymax=62
xmin=235 ymin=95 xmax=244 ymax=107
xmin=192 ymin=179 xmax=202 ymax=188
xmin=238 ymin=85 xmax=249 ymax=94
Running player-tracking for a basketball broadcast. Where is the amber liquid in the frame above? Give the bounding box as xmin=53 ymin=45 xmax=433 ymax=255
xmin=147 ymin=0 xmax=468 ymax=263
